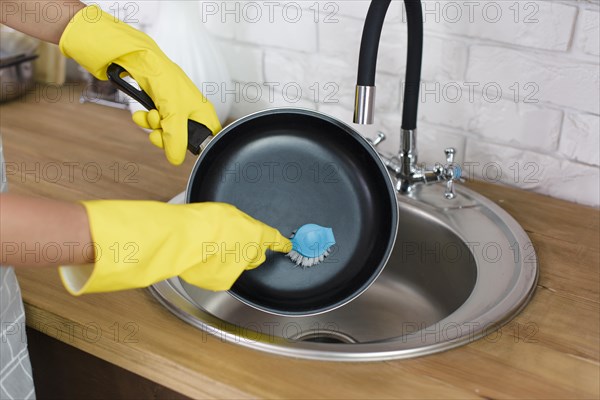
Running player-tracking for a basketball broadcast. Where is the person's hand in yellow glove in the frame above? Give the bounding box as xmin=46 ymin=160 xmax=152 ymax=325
xmin=59 ymin=5 xmax=221 ymax=165
xmin=59 ymin=201 xmax=291 ymax=295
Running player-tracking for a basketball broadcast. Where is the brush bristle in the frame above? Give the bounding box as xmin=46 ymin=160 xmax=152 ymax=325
xmin=285 ymin=227 xmax=334 ymax=268
xmin=286 ymin=249 xmax=331 ymax=268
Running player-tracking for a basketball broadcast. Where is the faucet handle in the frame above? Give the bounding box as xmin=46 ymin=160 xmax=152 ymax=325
xmin=445 ymin=148 xmax=455 ymax=164
xmin=442 ymin=148 xmax=461 ymax=200
xmin=445 ymin=179 xmax=456 ymax=200
xmin=368 ymin=132 xmax=386 ymax=147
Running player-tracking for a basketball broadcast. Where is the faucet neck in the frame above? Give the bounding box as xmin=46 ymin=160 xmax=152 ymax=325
xmin=402 ymin=1 xmax=424 ymax=130
xmin=400 ymin=129 xmax=418 ymax=172
xmin=356 ymin=0 xmax=392 ymax=88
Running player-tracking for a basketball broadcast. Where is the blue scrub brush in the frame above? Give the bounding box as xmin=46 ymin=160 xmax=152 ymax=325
xmin=286 ymin=224 xmax=336 ymax=268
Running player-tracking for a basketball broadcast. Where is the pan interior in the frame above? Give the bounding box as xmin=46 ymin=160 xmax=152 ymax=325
xmin=188 ymin=111 xmax=396 ymax=315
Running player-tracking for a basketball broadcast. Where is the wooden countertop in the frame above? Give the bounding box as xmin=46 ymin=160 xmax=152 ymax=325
xmin=2 ymin=87 xmax=599 ymax=399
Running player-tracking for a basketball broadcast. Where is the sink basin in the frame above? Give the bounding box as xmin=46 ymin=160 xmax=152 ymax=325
xmin=150 ymin=183 xmax=537 ymax=361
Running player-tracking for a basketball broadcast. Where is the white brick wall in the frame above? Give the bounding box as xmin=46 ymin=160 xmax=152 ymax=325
xmin=560 ymin=112 xmax=600 ymax=165
xmin=578 ymin=8 xmax=600 ymax=56
xmin=420 ymin=1 xmax=578 ymax=51
xmin=468 ymin=45 xmax=600 ymax=114
xmin=144 ymin=1 xmax=600 ymax=206
xmin=466 ymin=140 xmax=600 ymax=206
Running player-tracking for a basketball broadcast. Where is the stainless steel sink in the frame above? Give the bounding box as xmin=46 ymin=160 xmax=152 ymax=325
xmin=150 ymin=183 xmax=537 ymax=361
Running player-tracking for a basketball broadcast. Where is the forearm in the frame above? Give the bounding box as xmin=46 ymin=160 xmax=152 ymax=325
xmin=0 ymin=0 xmax=85 ymax=44
xmin=0 ymin=194 xmax=94 ymax=267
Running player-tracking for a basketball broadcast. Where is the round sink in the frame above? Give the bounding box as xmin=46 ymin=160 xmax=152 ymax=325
xmin=150 ymin=184 xmax=537 ymax=361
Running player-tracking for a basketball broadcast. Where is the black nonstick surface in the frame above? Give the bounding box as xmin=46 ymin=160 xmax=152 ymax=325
xmin=186 ymin=110 xmax=397 ymax=315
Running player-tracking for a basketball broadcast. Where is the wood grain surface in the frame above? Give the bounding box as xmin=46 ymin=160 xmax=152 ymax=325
xmin=1 ymin=85 xmax=598 ymax=399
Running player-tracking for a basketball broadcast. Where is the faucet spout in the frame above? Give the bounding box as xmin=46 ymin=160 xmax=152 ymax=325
xmin=354 ymin=0 xmax=423 ymax=130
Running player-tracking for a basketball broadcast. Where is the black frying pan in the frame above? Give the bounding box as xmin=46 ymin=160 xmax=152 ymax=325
xmin=108 ymin=64 xmax=398 ymax=316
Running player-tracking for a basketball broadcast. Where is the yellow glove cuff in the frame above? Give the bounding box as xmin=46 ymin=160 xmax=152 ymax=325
xmin=59 ymin=201 xmax=291 ymax=295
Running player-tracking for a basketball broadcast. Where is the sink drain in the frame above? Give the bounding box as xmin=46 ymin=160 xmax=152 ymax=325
xmin=294 ymin=330 xmax=358 ymax=344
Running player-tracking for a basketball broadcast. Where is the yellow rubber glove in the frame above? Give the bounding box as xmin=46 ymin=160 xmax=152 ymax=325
xmin=59 ymin=5 xmax=222 ymax=165
xmin=59 ymin=201 xmax=291 ymax=295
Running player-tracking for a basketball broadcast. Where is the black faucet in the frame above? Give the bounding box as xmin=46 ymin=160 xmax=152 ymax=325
xmin=354 ymin=1 xmax=461 ymax=199
xmin=354 ymin=0 xmax=423 ymax=130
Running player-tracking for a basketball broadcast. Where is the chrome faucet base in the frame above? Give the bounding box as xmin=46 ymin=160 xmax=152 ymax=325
xmin=369 ymin=130 xmax=462 ymax=199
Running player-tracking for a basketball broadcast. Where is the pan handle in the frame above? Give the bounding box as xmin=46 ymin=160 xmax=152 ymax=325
xmin=106 ymin=63 xmax=212 ymax=155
